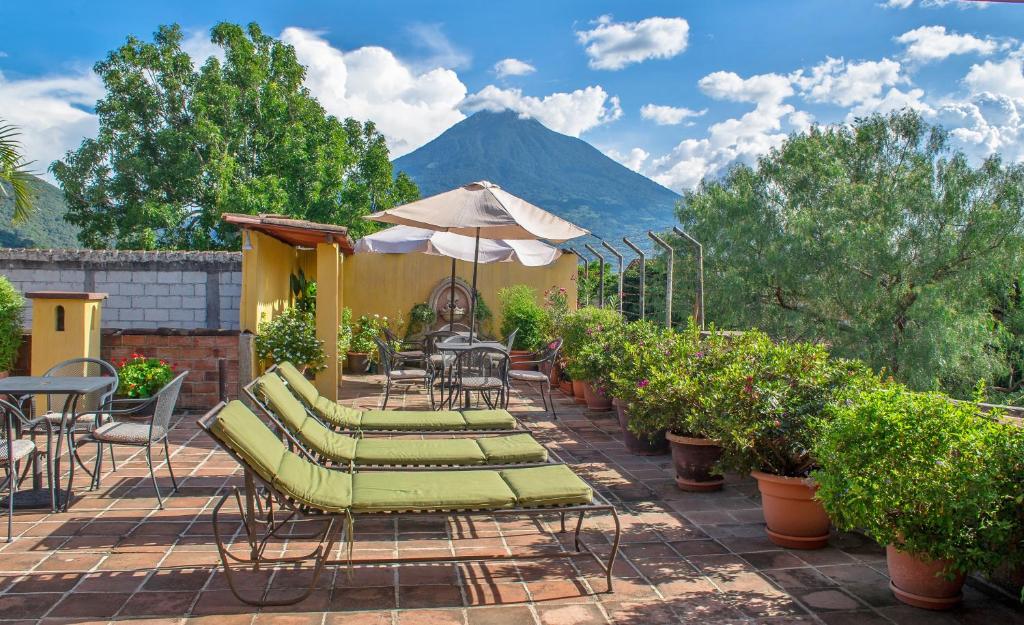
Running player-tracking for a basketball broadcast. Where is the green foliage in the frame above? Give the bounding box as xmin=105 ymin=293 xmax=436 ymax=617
xmin=0 ymin=120 xmax=34 ymax=223
xmin=814 ymin=386 xmax=1024 ymax=577
xmin=542 ymin=285 xmax=571 ymax=339
xmin=290 ymin=270 xmax=316 ymax=315
xmin=563 ymin=313 xmax=625 ymax=384
xmin=0 ymin=175 xmax=81 ymax=248
xmin=0 ymin=277 xmax=24 ymax=372
xmin=498 ymin=285 xmax=550 ymax=351
xmin=254 ymin=307 xmax=325 ymax=373
xmin=407 ymin=303 xmax=436 ymax=337
xmin=52 ymin=22 xmax=419 ymax=250
xmin=349 ymin=313 xmax=389 ymax=355
xmin=711 ymin=330 xmax=880 ymax=477
xmin=679 ymin=110 xmax=1024 ymax=399
xmin=115 ymin=354 xmax=175 ymax=398
xmin=560 ymin=306 xmax=622 ymax=364
xmin=607 ymin=320 xmax=690 ymax=435
xmin=337 ymin=307 xmax=353 ymax=355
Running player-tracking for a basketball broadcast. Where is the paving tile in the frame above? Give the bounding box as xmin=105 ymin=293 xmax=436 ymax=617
xmin=398 ymin=609 xmax=466 ymax=625
xmin=466 ymin=606 xmax=537 ymax=625
xmin=535 ymin=603 xmax=608 ymax=625
xmin=400 ymin=583 xmax=465 ymax=609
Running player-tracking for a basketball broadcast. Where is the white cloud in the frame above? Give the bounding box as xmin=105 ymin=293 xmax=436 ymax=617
xmin=937 ymin=93 xmax=1024 ymax=162
xmin=406 ymin=23 xmax=471 ymax=70
xmin=640 ymin=103 xmax=706 ymax=125
xmin=461 ymin=84 xmax=622 ymax=137
xmin=794 ymin=57 xmax=905 ymax=107
xmin=0 ymin=68 xmax=103 ymax=176
xmin=493 ymin=58 xmax=536 ymax=78
xmin=576 ymin=15 xmax=689 ymax=70
xmin=605 ymin=147 xmax=650 ymax=172
xmin=181 ymin=27 xmax=224 ymax=66
xmin=896 ymin=25 xmax=998 ymax=63
xmin=881 ymin=0 xmax=985 ymax=8
xmin=282 ymin=27 xmax=468 ymax=157
xmin=698 ymin=71 xmax=793 ymax=104
xmin=965 ymin=57 xmax=1024 ymax=99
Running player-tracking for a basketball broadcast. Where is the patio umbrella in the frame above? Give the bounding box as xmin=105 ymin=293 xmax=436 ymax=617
xmin=367 ymin=181 xmax=587 ymax=341
xmin=354 ymin=225 xmax=562 ymax=330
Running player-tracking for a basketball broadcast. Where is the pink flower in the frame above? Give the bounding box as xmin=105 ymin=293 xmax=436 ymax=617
xmin=637 ymin=379 xmax=649 ymax=389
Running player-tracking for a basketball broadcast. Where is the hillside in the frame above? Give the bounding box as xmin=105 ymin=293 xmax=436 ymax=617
xmin=393 ymin=111 xmax=681 ymax=246
xmin=0 ymin=175 xmax=80 ymax=248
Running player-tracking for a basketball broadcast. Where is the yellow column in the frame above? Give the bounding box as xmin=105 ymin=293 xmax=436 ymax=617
xmin=28 ymin=291 xmax=106 ymax=381
xmin=315 ymin=241 xmax=340 ymax=401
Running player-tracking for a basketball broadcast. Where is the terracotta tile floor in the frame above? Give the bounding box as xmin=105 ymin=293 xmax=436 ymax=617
xmin=1 ymin=374 xmax=1021 ymax=624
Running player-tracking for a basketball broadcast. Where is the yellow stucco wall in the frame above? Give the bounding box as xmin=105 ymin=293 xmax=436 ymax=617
xmin=240 ymin=231 xmax=300 ymax=333
xmin=29 ymin=296 xmax=104 ymax=376
xmin=342 ymin=252 xmax=578 ymax=335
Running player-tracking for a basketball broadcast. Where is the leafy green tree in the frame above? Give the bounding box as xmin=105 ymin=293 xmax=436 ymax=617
xmin=52 ymin=23 xmax=418 ymax=250
xmin=0 ymin=120 xmax=34 ymax=223
xmin=679 ymin=111 xmax=1024 ymax=397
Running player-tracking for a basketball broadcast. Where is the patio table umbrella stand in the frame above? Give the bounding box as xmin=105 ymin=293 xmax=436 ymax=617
xmin=366 ymin=181 xmax=588 ymax=342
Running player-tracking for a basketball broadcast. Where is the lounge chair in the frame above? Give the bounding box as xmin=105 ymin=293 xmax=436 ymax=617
xmin=198 ymin=400 xmax=620 ymax=607
xmin=248 ymin=373 xmax=548 ymax=468
xmin=273 ymin=362 xmax=518 ymax=433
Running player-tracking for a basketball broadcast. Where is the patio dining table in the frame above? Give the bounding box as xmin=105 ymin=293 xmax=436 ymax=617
xmin=0 ymin=375 xmax=115 ymax=511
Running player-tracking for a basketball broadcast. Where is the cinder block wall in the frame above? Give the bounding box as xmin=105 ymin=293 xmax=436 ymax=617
xmin=0 ymin=249 xmax=241 ymax=330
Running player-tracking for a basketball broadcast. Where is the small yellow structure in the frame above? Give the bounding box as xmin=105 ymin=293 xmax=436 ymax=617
xmin=27 ymin=291 xmax=107 ymax=376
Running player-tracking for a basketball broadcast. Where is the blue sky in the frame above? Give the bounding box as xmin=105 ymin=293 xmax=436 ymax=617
xmin=3 ymin=0 xmax=1024 ymax=191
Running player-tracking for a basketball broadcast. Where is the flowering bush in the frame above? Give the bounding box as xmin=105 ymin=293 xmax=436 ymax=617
xmin=254 ymin=307 xmax=326 ymax=373
xmin=498 ymin=285 xmax=550 ymax=351
xmin=560 ymin=306 xmax=621 ymax=375
xmin=349 ymin=313 xmax=389 ymax=355
xmin=542 ymin=285 xmax=571 ymax=339
xmin=338 ymin=307 xmax=353 ymax=355
xmin=116 ymin=354 xmax=176 ymax=398
xmin=565 ymin=314 xmax=625 ymax=384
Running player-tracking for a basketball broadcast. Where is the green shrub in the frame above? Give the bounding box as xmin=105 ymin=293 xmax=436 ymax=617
xmin=115 ymin=354 xmax=176 ymax=398
xmin=609 ymin=321 xmax=691 ymax=435
xmin=254 ymin=307 xmax=325 ymax=373
xmin=0 ymin=277 xmax=23 ymax=372
xmin=542 ymin=285 xmax=571 ymax=340
xmin=349 ymin=313 xmax=391 ymax=356
xmin=814 ymin=387 xmax=1024 ymax=578
xmin=407 ymin=302 xmax=436 ymax=336
xmin=338 ymin=307 xmax=353 ymax=355
xmin=498 ymin=285 xmax=550 ymax=351
xmin=567 ymin=314 xmax=626 ymax=387
xmin=560 ymin=307 xmax=621 ymax=361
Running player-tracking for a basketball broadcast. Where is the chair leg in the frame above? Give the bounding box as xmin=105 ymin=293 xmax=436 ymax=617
xmin=381 ymin=381 xmax=391 ymax=410
xmin=91 ymin=441 xmax=103 ymax=491
xmin=547 ymin=381 xmax=557 ymax=419
xmin=108 ymin=444 xmax=117 ymax=471
xmin=7 ymin=462 xmax=14 ymax=543
xmin=145 ymin=445 xmax=164 ymax=510
xmin=163 ymin=437 xmax=178 ymax=492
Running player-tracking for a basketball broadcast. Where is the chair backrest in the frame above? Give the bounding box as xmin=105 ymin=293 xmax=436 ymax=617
xmin=43 ymin=357 xmax=119 ymax=415
xmin=149 ymin=371 xmax=188 ymax=437
xmin=441 ymin=334 xmax=471 ymax=345
xmin=0 ymin=397 xmax=30 ymax=441
xmin=504 ymin=328 xmax=519 ymax=353
xmin=372 ymin=336 xmax=396 ymax=377
xmin=453 ymin=346 xmax=510 ymax=383
xmin=425 ymin=330 xmax=459 ymax=355
xmin=540 ymin=337 xmax=563 ymax=365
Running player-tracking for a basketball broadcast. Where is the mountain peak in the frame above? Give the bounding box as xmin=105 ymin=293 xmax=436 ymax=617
xmin=394 ymin=112 xmax=680 ymax=244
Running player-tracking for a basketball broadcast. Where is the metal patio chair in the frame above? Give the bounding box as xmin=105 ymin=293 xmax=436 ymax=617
xmin=373 ymin=337 xmax=428 ymax=409
xmin=448 ymin=345 xmax=510 ymax=410
xmin=2 ymin=399 xmax=55 ymax=541
xmin=383 ymin=327 xmax=425 ymax=367
xmin=507 ymin=338 xmax=563 ymax=418
xmin=78 ymin=371 xmax=188 ymax=509
xmin=424 ymin=330 xmax=459 ymax=409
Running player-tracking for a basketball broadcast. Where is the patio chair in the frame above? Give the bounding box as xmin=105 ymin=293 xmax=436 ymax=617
xmin=373 ymin=336 xmax=429 ymax=410
xmin=424 ymin=330 xmax=459 ymax=407
xmin=198 ymin=399 xmax=621 ymax=606
xmin=274 ymin=362 xmax=518 ymax=433
xmin=382 ymin=327 xmax=424 ymax=366
xmin=247 ymin=374 xmax=548 ymax=468
xmin=508 ymin=338 xmax=563 ymax=418
xmin=2 ymin=398 xmax=55 ymax=542
xmin=447 ymin=346 xmax=510 ymax=410
xmin=78 ymin=371 xmax=188 ymax=509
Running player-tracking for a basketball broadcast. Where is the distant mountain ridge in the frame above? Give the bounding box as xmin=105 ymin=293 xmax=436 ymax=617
xmin=393 ymin=111 xmax=681 ymax=246
xmin=0 ymin=175 xmax=80 ymax=249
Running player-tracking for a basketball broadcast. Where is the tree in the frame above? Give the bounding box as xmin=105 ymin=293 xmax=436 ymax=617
xmin=52 ymin=23 xmax=418 ymax=250
xmin=0 ymin=119 xmax=34 ymax=223
xmin=679 ymin=110 xmax=1024 ymax=397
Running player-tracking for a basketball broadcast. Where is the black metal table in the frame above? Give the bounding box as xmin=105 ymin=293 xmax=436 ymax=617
xmin=436 ymin=341 xmax=509 ymax=409
xmin=0 ymin=376 xmax=115 ymax=510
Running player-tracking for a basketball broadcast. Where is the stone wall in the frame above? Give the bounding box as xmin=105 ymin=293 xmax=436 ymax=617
xmin=0 ymin=249 xmax=241 ymax=330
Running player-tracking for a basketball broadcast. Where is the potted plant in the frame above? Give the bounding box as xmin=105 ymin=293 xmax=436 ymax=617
xmin=567 ymin=318 xmax=623 ymax=410
xmin=557 ymin=362 xmax=574 ymax=396
xmin=0 ymin=276 xmax=24 ymax=379
xmin=498 ymin=285 xmax=550 ymax=370
xmin=632 ymin=322 xmax=729 ymax=487
xmin=560 ymin=306 xmax=621 ymax=406
xmin=347 ymin=313 xmax=389 ymax=373
xmin=255 ymin=307 xmax=326 ymax=374
xmin=116 ymin=354 xmax=177 ymax=400
xmin=713 ymin=331 xmax=877 ymax=547
xmin=815 ymin=386 xmax=1024 ymax=610
xmin=606 ymin=320 xmax=672 ymax=455
xmin=541 ymin=286 xmax=571 ymax=382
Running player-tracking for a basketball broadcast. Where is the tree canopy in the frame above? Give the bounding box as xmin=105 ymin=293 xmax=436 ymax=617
xmin=52 ymin=22 xmax=418 ymax=250
xmin=679 ymin=110 xmax=1024 ymax=398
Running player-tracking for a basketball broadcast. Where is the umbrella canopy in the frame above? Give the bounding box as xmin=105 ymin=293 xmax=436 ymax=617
xmin=365 ymin=180 xmax=589 ymax=242
xmin=354 ymin=225 xmax=562 ymax=267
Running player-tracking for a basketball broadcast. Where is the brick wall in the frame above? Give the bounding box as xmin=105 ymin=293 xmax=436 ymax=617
xmin=0 ymin=249 xmax=241 ymax=330
xmin=13 ymin=330 xmax=241 ymax=411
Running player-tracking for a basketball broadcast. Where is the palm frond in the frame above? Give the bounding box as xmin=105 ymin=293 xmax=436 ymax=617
xmin=0 ymin=119 xmax=36 ymax=223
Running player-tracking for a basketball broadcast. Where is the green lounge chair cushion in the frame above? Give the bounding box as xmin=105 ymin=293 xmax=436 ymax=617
xmin=257 ymin=374 xmax=358 ymax=463
xmin=352 ymin=470 xmax=516 ymax=512
xmin=462 ymin=409 xmax=516 ymax=430
xmin=500 ymin=465 xmax=593 ymax=507
xmin=276 ymin=362 xmax=321 ymax=407
xmin=277 ymin=362 xmax=362 ymax=428
xmin=359 ymin=410 xmax=466 ymax=431
xmin=209 ymin=401 xmax=352 ymax=511
xmin=478 ymin=434 xmax=548 ymax=464
xmin=354 ymin=438 xmax=486 ymax=466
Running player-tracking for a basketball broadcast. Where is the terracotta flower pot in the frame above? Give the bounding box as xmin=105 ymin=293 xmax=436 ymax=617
xmin=751 ymin=471 xmax=830 ymax=549
xmin=509 ymin=350 xmax=533 ymax=371
xmin=346 ymin=352 xmax=370 ymax=373
xmin=559 ymin=379 xmax=574 ymax=396
xmin=571 ymin=380 xmax=587 ymax=404
xmin=548 ymin=365 xmax=560 ymax=386
xmin=666 ymin=433 xmax=724 ymax=492
xmin=886 ymin=545 xmax=965 ymax=610
xmin=582 ymin=381 xmax=613 ymax=410
xmin=615 ymin=402 xmax=668 ymax=455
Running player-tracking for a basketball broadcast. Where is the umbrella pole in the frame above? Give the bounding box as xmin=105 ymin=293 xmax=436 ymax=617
xmin=449 ymin=257 xmax=456 ymax=332
xmin=468 ymin=228 xmax=480 ymax=343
